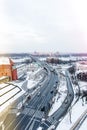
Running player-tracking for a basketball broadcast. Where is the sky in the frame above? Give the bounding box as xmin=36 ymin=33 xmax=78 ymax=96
xmin=0 ymin=0 xmax=87 ymax=53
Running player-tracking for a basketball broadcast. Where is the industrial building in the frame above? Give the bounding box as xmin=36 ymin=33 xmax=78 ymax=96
xmin=76 ymin=61 xmax=87 ymax=81
xmin=0 ymin=57 xmax=18 ymax=81
xmin=76 ymin=61 xmax=87 ymax=70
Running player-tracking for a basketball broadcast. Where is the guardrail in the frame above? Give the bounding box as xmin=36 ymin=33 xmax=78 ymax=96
xmin=70 ymin=109 xmax=87 ymax=130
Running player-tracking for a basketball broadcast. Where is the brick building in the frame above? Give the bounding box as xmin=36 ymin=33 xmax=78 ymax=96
xmin=0 ymin=57 xmax=18 ymax=80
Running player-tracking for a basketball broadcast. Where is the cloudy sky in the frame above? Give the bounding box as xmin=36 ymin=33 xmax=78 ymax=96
xmin=0 ymin=0 xmax=87 ymax=53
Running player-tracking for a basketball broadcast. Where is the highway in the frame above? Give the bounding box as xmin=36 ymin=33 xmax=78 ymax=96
xmin=1 ymin=56 xmax=87 ymax=130
xmin=2 ymin=57 xmax=58 ymax=130
xmin=1 ymin=54 xmax=75 ymax=130
xmin=39 ymin=70 xmax=74 ymax=130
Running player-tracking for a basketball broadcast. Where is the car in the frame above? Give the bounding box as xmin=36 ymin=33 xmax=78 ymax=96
xmin=47 ymin=125 xmax=55 ymax=130
xmin=64 ymin=99 xmax=68 ymax=104
xmin=37 ymin=92 xmax=41 ymax=96
xmin=56 ymin=81 xmax=58 ymax=83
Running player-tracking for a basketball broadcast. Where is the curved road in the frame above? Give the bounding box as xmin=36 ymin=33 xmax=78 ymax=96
xmin=2 ymin=57 xmax=58 ymax=130
xmin=39 ymin=70 xmax=74 ymax=130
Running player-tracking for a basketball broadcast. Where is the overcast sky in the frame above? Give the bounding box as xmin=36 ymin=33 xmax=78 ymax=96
xmin=0 ymin=0 xmax=87 ymax=53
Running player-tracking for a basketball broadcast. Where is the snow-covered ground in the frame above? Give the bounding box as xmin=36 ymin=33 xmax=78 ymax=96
xmin=26 ymin=68 xmax=44 ymax=89
xmin=12 ymin=57 xmax=32 ymax=64
xmin=0 ymin=65 xmax=43 ymax=116
xmin=49 ymin=64 xmax=87 ymax=130
xmin=79 ymin=81 xmax=87 ymax=91
xmin=1 ymin=57 xmax=87 ymax=129
xmin=0 ymin=83 xmax=8 ymax=89
xmin=37 ymin=127 xmax=42 ymax=130
xmin=39 ymin=57 xmax=46 ymax=61
xmin=79 ymin=117 xmax=87 ymax=130
xmin=0 ymin=85 xmax=24 ymax=114
xmin=48 ymin=80 xmax=67 ymax=116
xmin=56 ymin=100 xmax=87 ymax=130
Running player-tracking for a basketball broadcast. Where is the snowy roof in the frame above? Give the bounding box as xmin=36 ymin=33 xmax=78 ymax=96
xmin=0 ymin=76 xmax=9 ymax=80
xmin=0 ymin=57 xmax=14 ymax=65
xmin=77 ymin=61 xmax=87 ymax=66
xmin=76 ymin=70 xmax=87 ymax=74
xmin=79 ymin=61 xmax=87 ymax=65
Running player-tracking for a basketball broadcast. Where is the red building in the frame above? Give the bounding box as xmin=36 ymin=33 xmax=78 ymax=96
xmin=0 ymin=57 xmax=18 ymax=80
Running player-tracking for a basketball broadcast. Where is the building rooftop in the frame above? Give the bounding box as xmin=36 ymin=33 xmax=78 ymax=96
xmin=0 ymin=57 xmax=14 ymax=65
